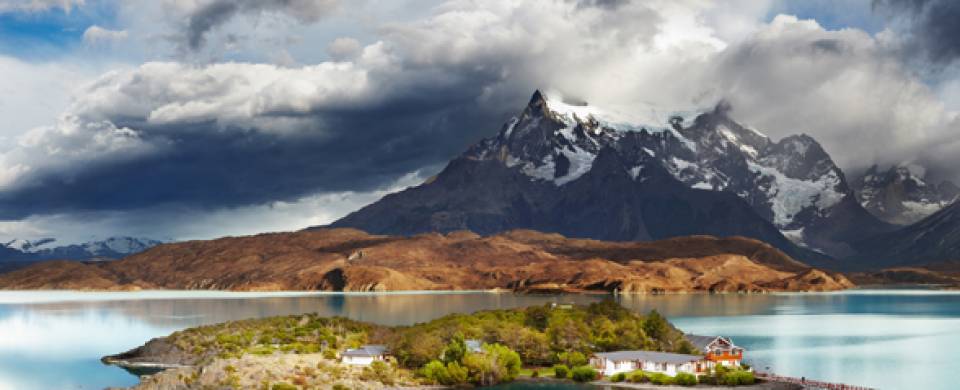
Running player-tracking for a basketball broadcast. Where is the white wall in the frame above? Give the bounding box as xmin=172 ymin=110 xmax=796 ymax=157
xmin=595 ymin=357 xmax=701 ymax=377
xmin=595 ymin=358 xmax=638 ymax=376
xmin=342 ymin=356 xmax=375 ymax=365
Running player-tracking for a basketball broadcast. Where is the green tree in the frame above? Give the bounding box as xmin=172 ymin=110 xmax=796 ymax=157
xmin=524 ymin=305 xmax=551 ymax=331
xmin=462 ymin=343 xmax=522 ymax=386
xmin=556 ymin=351 xmax=587 ymax=367
xmin=446 ymin=361 xmax=469 ymax=384
xmin=675 ymin=339 xmax=696 ymax=354
xmin=547 ymin=317 xmax=591 ymax=353
xmin=642 ymin=310 xmax=669 ymax=346
xmin=442 ymin=333 xmax=467 ymax=364
xmin=418 ymin=360 xmax=448 ymax=384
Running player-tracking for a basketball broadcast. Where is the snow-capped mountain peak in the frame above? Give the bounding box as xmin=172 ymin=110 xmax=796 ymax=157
xmin=3 ymin=238 xmax=57 ymax=253
xmin=2 ymin=236 xmax=163 ymax=260
xmin=853 ymin=163 xmax=959 ymax=225
xmin=468 ymin=90 xmax=889 ymax=256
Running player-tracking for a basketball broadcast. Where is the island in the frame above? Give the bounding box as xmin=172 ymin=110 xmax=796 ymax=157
xmin=104 ymin=301 xmax=795 ymax=389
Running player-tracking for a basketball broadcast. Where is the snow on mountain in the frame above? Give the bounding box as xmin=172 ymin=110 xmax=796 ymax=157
xmin=1 ymin=236 xmax=163 ymax=260
xmin=462 ymin=91 xmax=893 ymax=257
xmin=3 ymin=238 xmax=57 ymax=253
xmin=852 ymin=164 xmax=959 ymax=225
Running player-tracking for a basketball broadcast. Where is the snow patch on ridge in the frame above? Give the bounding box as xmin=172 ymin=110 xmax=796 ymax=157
xmin=748 ymin=161 xmax=844 ymax=227
xmin=554 ymin=146 xmax=597 ymax=186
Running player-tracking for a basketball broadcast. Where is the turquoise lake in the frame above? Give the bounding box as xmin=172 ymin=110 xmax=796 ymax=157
xmin=0 ymin=290 xmax=957 ymax=390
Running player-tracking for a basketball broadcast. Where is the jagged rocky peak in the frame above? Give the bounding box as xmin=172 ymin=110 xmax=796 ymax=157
xmin=336 ymin=90 xmax=890 ymax=261
xmin=853 ymin=163 xmax=959 ymax=225
xmin=468 ymin=90 xmax=697 ymax=186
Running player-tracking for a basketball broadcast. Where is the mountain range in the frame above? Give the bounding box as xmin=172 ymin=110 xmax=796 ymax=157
xmin=4 ymin=90 xmax=960 ymax=283
xmin=0 ymin=236 xmax=162 ymax=273
xmin=331 ymin=91 xmax=900 ymax=268
xmin=851 ymin=164 xmax=959 ymax=225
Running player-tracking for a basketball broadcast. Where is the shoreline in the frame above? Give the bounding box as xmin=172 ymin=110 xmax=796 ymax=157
xmin=2 ymin=286 xmax=958 ymax=299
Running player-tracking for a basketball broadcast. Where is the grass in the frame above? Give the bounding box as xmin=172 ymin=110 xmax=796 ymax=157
xmin=519 ymin=366 xmax=557 ymax=378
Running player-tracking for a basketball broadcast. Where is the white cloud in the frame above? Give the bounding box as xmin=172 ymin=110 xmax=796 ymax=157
xmin=708 ymin=14 xmax=957 ymax=170
xmin=82 ymin=25 xmax=129 ymax=46
xmin=0 ymin=56 xmax=106 ymax=139
xmin=327 ymin=37 xmax=360 ymax=60
xmin=0 ymin=0 xmax=84 ymax=13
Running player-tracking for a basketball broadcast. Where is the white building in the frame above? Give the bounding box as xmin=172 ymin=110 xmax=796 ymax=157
xmin=340 ymin=345 xmax=388 ymax=366
xmin=590 ymin=350 xmax=707 ymax=377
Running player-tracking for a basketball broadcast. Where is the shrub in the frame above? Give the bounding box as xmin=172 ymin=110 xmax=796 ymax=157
xmin=629 ymin=370 xmax=646 ymax=383
xmin=610 ymin=372 xmax=626 ymax=382
xmin=445 ymin=361 xmax=469 ymax=385
xmin=322 ymin=348 xmax=337 ymax=360
xmin=364 ymin=360 xmax=396 ymax=385
xmin=332 ymin=384 xmax=349 ymax=390
xmin=418 ymin=360 xmax=447 ymax=384
xmin=271 ymin=383 xmax=297 ymax=390
xmin=461 ymin=343 xmax=522 ymax=385
xmin=675 ymin=372 xmax=697 ymax=386
xmin=721 ymin=370 xmax=755 ymax=386
xmin=647 ymin=372 xmax=674 ymax=385
xmin=699 ymin=374 xmax=717 ymax=385
xmin=570 ymin=366 xmax=598 ymax=382
xmin=553 ymin=364 xmax=569 ymax=379
xmin=419 ymin=360 xmax=468 ymax=385
xmin=531 ymin=369 xmax=539 ymax=378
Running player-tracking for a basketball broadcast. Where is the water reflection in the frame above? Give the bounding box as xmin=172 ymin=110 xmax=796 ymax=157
xmin=1 ymin=290 xmax=959 ymax=390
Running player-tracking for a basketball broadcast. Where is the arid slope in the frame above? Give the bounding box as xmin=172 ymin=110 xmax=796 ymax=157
xmin=0 ymin=228 xmax=852 ymax=293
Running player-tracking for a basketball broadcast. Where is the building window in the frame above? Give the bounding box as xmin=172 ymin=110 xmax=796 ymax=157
xmin=714 ymin=350 xmax=722 ymax=357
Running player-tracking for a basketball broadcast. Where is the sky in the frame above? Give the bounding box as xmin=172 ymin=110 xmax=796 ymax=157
xmin=0 ymin=0 xmax=959 ymax=244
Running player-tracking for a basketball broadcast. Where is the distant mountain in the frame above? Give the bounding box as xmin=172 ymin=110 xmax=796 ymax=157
xmin=331 ymin=91 xmax=892 ymax=265
xmin=0 ymin=236 xmax=163 ymax=272
xmin=852 ymin=164 xmax=959 ymax=225
xmin=853 ymin=201 xmax=960 ymax=269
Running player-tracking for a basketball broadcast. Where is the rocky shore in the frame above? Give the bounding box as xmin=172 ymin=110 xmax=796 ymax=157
xmin=110 ymin=353 xmax=421 ymax=390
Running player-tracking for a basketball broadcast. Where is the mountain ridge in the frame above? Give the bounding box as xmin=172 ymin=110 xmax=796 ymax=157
xmin=331 ymin=90 xmax=892 ymax=266
xmin=0 ymin=228 xmax=852 ymax=292
xmin=852 ymin=163 xmax=958 ymax=225
xmin=0 ymin=236 xmax=163 ymax=273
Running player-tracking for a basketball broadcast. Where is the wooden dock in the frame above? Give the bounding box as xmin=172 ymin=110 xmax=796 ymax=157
xmin=756 ymin=372 xmax=875 ymax=390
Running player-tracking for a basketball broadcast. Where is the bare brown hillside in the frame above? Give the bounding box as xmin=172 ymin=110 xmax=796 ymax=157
xmin=0 ymin=228 xmax=852 ymax=292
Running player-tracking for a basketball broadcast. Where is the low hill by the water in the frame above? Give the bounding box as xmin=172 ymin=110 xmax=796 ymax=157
xmin=0 ymin=228 xmax=851 ymax=293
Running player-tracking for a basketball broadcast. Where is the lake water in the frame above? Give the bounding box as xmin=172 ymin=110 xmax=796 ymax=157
xmin=0 ymin=290 xmax=957 ymax=390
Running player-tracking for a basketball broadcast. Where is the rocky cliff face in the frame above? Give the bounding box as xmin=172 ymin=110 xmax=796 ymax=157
xmin=852 ymin=200 xmax=960 ymax=269
xmin=0 ymin=228 xmax=852 ymax=293
xmin=333 ymin=91 xmax=891 ymax=264
xmin=852 ymin=164 xmax=959 ymax=225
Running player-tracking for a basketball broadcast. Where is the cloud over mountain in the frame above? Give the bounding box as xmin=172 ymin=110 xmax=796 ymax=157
xmin=1 ymin=0 xmax=959 ymax=242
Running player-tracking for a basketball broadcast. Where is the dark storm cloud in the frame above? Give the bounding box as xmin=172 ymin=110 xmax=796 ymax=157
xmin=873 ymin=0 xmax=960 ymax=66
xmin=180 ymin=0 xmax=339 ymax=50
xmin=0 ymin=86 xmax=515 ymax=219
